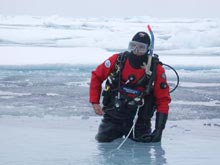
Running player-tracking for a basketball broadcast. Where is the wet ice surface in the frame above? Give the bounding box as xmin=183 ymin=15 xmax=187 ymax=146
xmin=0 ymin=117 xmax=220 ymax=165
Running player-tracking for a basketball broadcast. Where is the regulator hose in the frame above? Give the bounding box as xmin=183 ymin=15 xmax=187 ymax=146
xmin=162 ymin=63 xmax=180 ymax=93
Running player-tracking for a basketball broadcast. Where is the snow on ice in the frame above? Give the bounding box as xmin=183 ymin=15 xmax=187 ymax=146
xmin=0 ymin=15 xmax=220 ymax=165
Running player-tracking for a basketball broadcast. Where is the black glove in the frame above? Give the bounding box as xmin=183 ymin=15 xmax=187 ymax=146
xmin=151 ymin=112 xmax=168 ymax=142
xmin=133 ymin=112 xmax=168 ymax=143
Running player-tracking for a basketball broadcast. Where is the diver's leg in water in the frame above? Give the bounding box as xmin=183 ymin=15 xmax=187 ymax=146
xmin=95 ymin=117 xmax=123 ymax=142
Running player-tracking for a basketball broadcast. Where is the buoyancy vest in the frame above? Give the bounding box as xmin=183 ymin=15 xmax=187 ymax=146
xmin=102 ymin=51 xmax=160 ymax=113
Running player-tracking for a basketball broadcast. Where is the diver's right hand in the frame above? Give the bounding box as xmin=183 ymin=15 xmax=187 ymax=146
xmin=92 ymin=104 xmax=104 ymax=116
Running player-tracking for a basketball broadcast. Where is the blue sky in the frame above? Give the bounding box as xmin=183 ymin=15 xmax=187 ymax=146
xmin=1 ymin=0 xmax=219 ymax=18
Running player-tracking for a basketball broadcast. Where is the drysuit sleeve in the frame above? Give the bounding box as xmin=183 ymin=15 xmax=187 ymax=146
xmin=89 ymin=54 xmax=118 ymax=104
xmin=153 ymin=64 xmax=171 ymax=114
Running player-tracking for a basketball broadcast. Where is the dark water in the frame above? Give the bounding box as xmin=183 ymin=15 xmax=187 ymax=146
xmin=0 ymin=64 xmax=220 ymax=120
xmin=0 ymin=65 xmax=93 ymax=117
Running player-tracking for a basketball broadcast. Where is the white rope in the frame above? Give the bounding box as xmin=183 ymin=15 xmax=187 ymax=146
xmin=116 ymin=99 xmax=145 ymax=150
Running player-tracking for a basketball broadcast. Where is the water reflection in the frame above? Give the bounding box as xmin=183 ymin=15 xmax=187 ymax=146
xmin=95 ymin=139 xmax=167 ymax=165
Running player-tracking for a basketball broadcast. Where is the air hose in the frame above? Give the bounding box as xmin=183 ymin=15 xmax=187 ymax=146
xmin=162 ymin=63 xmax=180 ymax=93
